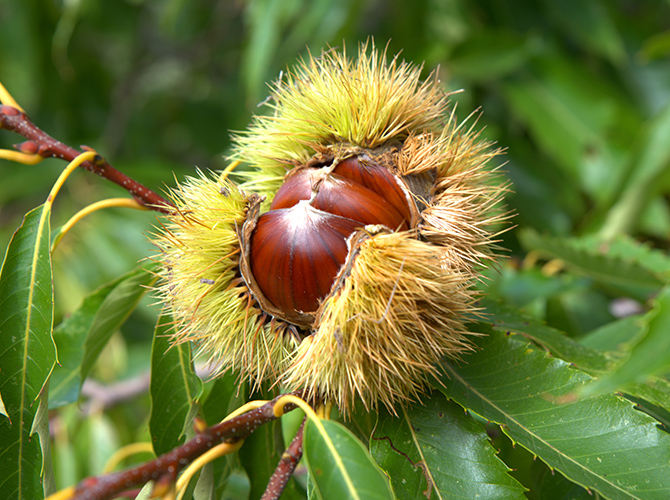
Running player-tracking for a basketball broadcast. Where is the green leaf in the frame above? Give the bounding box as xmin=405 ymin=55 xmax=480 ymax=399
xmin=582 ymin=286 xmax=670 ymax=397
xmin=0 ymin=205 xmax=56 ymax=500
xmin=78 ymin=267 xmax=156 ymax=386
xmin=448 ymin=30 xmax=530 ymax=81
xmin=480 ymin=297 xmax=614 ymax=374
xmin=49 ymin=271 xmax=136 ymax=407
xmin=532 ymin=463 xmax=594 ymax=500
xmin=303 ymin=418 xmax=393 ymax=500
xmin=441 ymin=329 xmax=670 ymax=500
xmin=519 ymin=229 xmax=666 ymax=300
xmin=201 ymin=373 xmax=246 ymax=427
xmin=544 ymin=0 xmax=625 ymax=63
xmin=149 ymin=312 xmax=203 ymax=456
xmin=579 ymin=314 xmax=644 ymax=352
xmin=625 ymin=377 xmax=670 ymax=414
xmin=600 ymin=100 xmax=670 ymax=238
xmin=198 ymin=375 xmax=250 ymax=500
xmin=371 ymin=392 xmax=526 ymax=499
xmin=502 ymin=56 xmax=620 ymax=199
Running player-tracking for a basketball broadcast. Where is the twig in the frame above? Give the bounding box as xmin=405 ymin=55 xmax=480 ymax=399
xmin=0 ymin=104 xmax=173 ymax=213
xmin=261 ymin=418 xmax=306 ymax=500
xmin=70 ymin=391 xmax=305 ymax=500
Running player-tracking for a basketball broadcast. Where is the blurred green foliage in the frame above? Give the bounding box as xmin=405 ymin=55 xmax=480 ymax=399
xmin=2 ymin=0 xmax=670 ymax=498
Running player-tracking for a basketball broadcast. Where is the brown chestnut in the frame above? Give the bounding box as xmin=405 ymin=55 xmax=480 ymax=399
xmin=249 ymin=201 xmax=361 ymax=323
xmin=271 ymin=167 xmax=409 ymax=231
xmin=334 ymin=156 xmax=414 ymax=226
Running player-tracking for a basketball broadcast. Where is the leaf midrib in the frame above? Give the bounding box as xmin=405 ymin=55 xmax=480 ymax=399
xmin=401 ymin=406 xmax=444 ymax=500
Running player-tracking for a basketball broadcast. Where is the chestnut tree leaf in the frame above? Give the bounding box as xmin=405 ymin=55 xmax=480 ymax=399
xmin=479 ymin=296 xmax=614 ymax=374
xmin=198 ymin=375 xmax=250 ymax=499
xmin=441 ymin=329 xmax=670 ymax=499
xmin=238 ymin=418 xmax=291 ymax=500
xmin=48 ymin=268 xmax=146 ymax=407
xmin=582 ymin=286 xmax=670 ymax=397
xmin=0 ymin=205 xmax=56 ymax=500
xmin=501 ymin=56 xmax=621 ymax=200
xmin=519 ymin=229 xmax=667 ymax=300
xmin=78 ymin=267 xmax=156 ymax=386
xmin=303 ymin=418 xmax=394 ymax=500
xmin=579 ymin=314 xmax=644 ymax=352
xmin=149 ymin=312 xmax=203 ymax=456
xmin=371 ymin=392 xmax=526 ymax=499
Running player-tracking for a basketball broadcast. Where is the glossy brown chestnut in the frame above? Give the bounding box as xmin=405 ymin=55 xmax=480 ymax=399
xmin=249 ymin=201 xmax=361 ymax=322
xmin=334 ymin=156 xmax=414 ymax=225
xmin=270 ymin=167 xmax=409 ymax=231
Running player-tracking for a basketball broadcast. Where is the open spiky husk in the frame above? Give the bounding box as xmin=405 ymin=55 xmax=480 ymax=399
xmin=283 ymin=229 xmax=480 ymax=413
xmin=154 ymin=41 xmax=510 ymax=414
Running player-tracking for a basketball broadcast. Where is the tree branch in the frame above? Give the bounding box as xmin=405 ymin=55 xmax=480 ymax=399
xmin=70 ymin=391 xmax=305 ymax=500
xmin=0 ymin=104 xmax=173 ymax=213
xmin=261 ymin=417 xmax=306 ymax=500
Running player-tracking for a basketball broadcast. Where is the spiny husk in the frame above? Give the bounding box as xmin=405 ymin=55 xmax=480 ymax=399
xmin=282 ymin=230 xmax=479 ymax=413
xmin=154 ymin=42 xmax=509 ymax=414
xmin=396 ymin=129 xmax=510 ymax=271
xmin=232 ymin=40 xmax=451 ymax=200
xmin=153 ymin=172 xmax=299 ymax=385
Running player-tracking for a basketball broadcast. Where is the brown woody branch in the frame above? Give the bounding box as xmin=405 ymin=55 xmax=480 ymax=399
xmin=71 ymin=391 xmax=306 ymax=500
xmin=0 ymin=104 xmax=173 ymax=213
xmin=261 ymin=417 xmax=306 ymax=500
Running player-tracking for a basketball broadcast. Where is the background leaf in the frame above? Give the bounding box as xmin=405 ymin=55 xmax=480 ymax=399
xmin=303 ymin=418 xmax=394 ymax=500
xmin=78 ymin=267 xmax=156 ymax=386
xmin=49 ymin=269 xmax=142 ymax=407
xmin=0 ymin=205 xmax=55 ymax=499
xmin=582 ymin=286 xmax=670 ymax=397
xmin=238 ymin=417 xmax=288 ymax=500
xmin=479 ymin=297 xmax=614 ymax=374
xmin=371 ymin=392 xmax=526 ymax=499
xmin=519 ymin=229 xmax=667 ymax=300
xmin=441 ymin=330 xmax=670 ymax=500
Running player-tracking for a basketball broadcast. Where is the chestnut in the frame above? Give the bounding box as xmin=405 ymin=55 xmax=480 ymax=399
xmin=249 ymin=201 xmax=362 ymax=325
xmin=270 ymin=167 xmax=409 ymax=231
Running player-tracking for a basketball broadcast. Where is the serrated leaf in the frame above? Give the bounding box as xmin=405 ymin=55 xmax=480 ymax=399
xmin=371 ymin=392 xmax=526 ymax=499
xmin=441 ymin=329 xmax=670 ymax=500
xmin=480 ymin=297 xmax=614 ymax=374
xmin=532 ymin=464 xmax=593 ymax=500
xmin=0 ymin=205 xmax=56 ymax=499
xmin=78 ymin=267 xmax=156 ymax=386
xmin=583 ymin=286 xmax=670 ymax=397
xmin=149 ymin=312 xmax=203 ymax=456
xmin=519 ymin=229 xmax=666 ymax=300
xmin=303 ymin=419 xmax=393 ymax=500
